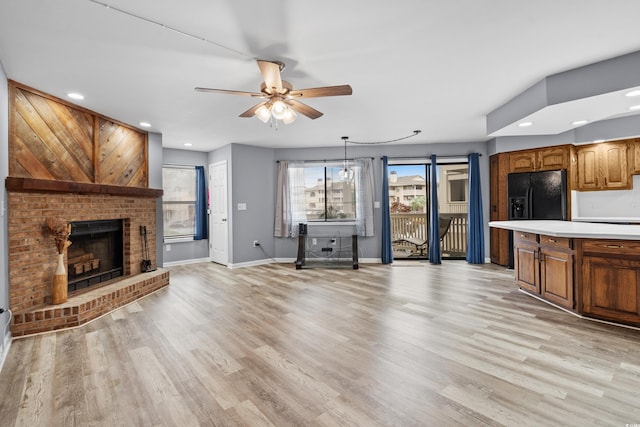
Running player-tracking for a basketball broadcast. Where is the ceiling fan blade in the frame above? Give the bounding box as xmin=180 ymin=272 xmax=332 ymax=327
xmin=239 ymin=102 xmax=267 ymax=118
xmin=288 ymin=85 xmax=353 ymax=99
xmin=286 ymin=99 xmax=323 ymax=120
xmin=257 ymin=60 xmax=283 ymax=94
xmin=195 ymin=87 xmax=264 ymax=97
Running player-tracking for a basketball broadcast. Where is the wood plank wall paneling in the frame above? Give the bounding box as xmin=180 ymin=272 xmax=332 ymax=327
xmin=97 ymin=119 xmax=148 ymax=187
xmin=8 ymin=81 xmax=149 ymax=188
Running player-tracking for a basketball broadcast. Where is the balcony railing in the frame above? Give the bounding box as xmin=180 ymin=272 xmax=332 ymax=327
xmin=391 ymin=213 xmax=467 ymax=258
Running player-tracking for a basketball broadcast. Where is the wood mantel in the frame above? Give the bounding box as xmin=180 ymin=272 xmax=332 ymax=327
xmin=5 ymin=177 xmax=163 ymax=198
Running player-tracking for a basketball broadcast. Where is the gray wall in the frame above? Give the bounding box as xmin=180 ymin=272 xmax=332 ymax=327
xmin=229 ymin=144 xmax=276 ymax=264
xmin=0 ymin=62 xmax=9 ymax=355
xmin=148 ymin=132 xmax=164 ymax=267
xmin=223 ymin=140 xmax=490 ymax=263
xmin=161 ymin=148 xmax=210 ymax=265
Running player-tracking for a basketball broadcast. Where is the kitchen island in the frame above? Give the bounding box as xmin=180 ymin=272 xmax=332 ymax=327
xmin=490 ymin=220 xmax=640 ymax=328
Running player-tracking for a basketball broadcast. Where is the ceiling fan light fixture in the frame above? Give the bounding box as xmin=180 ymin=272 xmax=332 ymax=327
xmin=282 ymin=108 xmax=297 ymax=124
xmin=255 ymin=105 xmax=271 ymax=123
xmin=271 ymin=99 xmax=288 ymax=120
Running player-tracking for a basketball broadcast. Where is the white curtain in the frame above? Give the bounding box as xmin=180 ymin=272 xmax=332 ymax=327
xmin=274 ymin=161 xmax=290 ymax=237
xmin=355 ymin=157 xmax=375 ymax=237
xmin=274 ymin=160 xmax=307 ymax=237
xmin=289 ymin=163 xmax=307 ymax=236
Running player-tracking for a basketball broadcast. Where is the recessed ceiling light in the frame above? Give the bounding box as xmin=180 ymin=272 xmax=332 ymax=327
xmin=629 ymin=105 xmax=640 ymax=111
xmin=625 ymin=90 xmax=640 ymax=97
xmin=518 ymin=121 xmax=533 ymax=127
xmin=184 ymin=143 xmax=193 ymax=147
xmin=139 ymin=122 xmax=151 ymax=127
xmin=572 ymin=120 xmax=588 ymax=125
xmin=67 ymin=92 xmax=84 ymax=100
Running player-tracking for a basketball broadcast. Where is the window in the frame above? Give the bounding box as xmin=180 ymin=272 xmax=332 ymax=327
xmin=163 ymin=166 xmax=196 ymax=238
xmin=275 ymin=158 xmax=374 ymax=238
xmin=449 ymin=179 xmax=467 ymax=202
xmin=300 ymin=165 xmax=356 ymax=221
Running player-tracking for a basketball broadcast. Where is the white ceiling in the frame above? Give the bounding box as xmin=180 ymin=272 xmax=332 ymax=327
xmin=2 ymin=0 xmax=640 ymax=152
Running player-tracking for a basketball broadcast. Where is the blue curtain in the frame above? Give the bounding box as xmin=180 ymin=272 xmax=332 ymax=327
xmin=381 ymin=156 xmax=393 ymax=264
xmin=194 ymin=165 xmax=208 ymax=240
xmin=466 ymin=153 xmax=485 ymax=263
xmin=428 ymin=155 xmax=441 ymax=264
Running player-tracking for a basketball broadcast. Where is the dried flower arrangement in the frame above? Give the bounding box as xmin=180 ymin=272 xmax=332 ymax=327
xmin=46 ymin=217 xmax=72 ymax=254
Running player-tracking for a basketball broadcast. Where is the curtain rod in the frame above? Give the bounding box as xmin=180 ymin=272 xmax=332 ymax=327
xmin=381 ymin=153 xmax=481 ymax=161
xmin=276 ymin=157 xmax=375 ymax=163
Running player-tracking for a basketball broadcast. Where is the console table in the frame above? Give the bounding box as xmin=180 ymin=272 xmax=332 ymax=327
xmin=296 ymin=234 xmax=359 ymax=269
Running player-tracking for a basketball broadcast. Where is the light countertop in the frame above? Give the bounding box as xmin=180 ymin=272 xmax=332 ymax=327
xmin=489 ymin=220 xmax=640 ymax=240
xmin=572 ymin=217 xmax=640 ymax=223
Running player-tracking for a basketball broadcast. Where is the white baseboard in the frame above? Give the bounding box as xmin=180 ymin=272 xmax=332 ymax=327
xmin=164 ymin=256 xmax=384 ymax=269
xmin=162 ymin=257 xmax=211 ymax=267
xmin=228 ymin=258 xmax=276 ymax=269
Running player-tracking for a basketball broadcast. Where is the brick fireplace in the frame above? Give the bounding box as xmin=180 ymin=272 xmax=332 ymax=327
xmin=5 ymin=81 xmax=170 ymax=336
xmin=6 ymin=178 xmax=169 ymax=336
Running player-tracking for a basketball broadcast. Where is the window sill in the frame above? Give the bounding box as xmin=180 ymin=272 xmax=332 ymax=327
xmin=307 ymin=221 xmax=357 ymax=226
xmin=164 ymin=237 xmax=195 ymax=244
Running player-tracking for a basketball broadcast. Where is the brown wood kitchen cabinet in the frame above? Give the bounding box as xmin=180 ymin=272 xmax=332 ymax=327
xmin=490 ymin=153 xmax=510 ymax=265
xmin=509 ymin=145 xmax=570 ymax=173
xmin=579 ymin=239 xmax=640 ymax=325
xmin=513 ymin=231 xmax=539 ymax=293
xmin=514 ymin=232 xmax=574 ymax=309
xmin=538 ymin=235 xmax=574 ymax=309
xmin=576 ymin=141 xmax=630 ymax=191
xmin=630 ymin=138 xmax=640 ymax=175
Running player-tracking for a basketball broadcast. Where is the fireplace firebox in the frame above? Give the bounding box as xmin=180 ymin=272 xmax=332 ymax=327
xmin=68 ymin=219 xmax=124 ymax=292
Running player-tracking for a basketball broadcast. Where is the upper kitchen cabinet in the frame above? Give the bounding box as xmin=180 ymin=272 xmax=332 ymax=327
xmin=509 ymin=150 xmax=537 ymax=172
xmin=537 ymin=146 xmax=572 ymax=171
xmin=576 ymin=141 xmax=630 ymax=191
xmin=631 ymin=138 xmax=640 ymax=175
xmin=509 ymin=146 xmax=570 ymax=173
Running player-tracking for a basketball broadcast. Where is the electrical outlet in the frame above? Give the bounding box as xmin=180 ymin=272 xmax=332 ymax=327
xmin=253 ymin=240 xmax=260 ymax=247
xmin=312 ymin=238 xmax=317 ymax=245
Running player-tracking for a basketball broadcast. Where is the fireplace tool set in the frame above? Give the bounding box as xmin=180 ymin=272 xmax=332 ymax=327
xmin=140 ymin=225 xmax=155 ymax=272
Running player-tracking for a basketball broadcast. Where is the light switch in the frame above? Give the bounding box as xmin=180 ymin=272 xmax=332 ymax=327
xmin=238 ymin=203 xmax=247 ymax=211
xmin=374 ymin=201 xmax=381 ymax=209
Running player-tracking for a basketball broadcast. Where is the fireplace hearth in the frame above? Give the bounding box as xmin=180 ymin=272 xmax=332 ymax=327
xmin=68 ymin=219 xmax=124 ymax=292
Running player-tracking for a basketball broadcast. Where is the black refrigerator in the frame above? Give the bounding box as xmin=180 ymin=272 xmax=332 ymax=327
xmin=507 ymin=169 xmax=567 ymax=267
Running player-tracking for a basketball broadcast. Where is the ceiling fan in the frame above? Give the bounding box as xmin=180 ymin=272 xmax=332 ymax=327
xmin=195 ymin=60 xmax=353 ymax=124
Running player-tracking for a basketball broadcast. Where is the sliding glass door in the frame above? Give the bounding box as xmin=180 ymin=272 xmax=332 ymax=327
xmin=388 ymin=161 xmax=469 ymax=260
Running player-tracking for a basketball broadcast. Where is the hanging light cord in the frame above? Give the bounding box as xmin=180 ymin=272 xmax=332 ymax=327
xmin=343 ymin=130 xmax=422 ymax=145
xmin=87 ymin=0 xmax=255 ymax=60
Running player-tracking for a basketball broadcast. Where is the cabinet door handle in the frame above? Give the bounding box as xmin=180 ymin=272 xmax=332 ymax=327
xmin=605 ymin=244 xmax=623 ymax=249
xmin=520 ymin=233 xmax=528 ymax=238
xmin=548 ymin=238 xmax=557 ymax=243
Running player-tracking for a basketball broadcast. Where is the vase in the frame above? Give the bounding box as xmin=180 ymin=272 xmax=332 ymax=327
xmin=52 ymin=253 xmax=68 ymax=304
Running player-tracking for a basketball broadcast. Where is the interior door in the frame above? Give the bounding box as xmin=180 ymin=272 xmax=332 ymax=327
xmin=209 ymin=161 xmax=228 ymax=265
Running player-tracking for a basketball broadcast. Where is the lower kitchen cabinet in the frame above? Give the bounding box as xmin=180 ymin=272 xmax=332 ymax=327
xmin=514 ymin=232 xmax=539 ymax=294
xmin=513 ymin=232 xmax=574 ymax=310
xmin=580 ymin=239 xmax=640 ymax=325
xmin=540 ymin=246 xmax=574 ymax=309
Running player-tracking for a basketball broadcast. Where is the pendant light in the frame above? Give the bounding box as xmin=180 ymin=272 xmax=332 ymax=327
xmin=339 ymin=136 xmax=354 ymax=181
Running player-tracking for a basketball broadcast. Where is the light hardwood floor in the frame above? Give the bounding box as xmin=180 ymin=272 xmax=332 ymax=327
xmin=1 ymin=261 xmax=639 ymax=426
